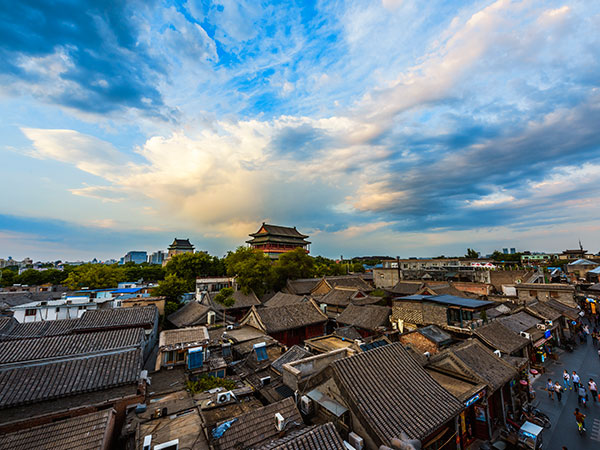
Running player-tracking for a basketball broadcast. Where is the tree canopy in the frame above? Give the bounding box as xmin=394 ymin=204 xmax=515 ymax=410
xmin=153 ymin=273 xmax=190 ymax=303
xmin=224 ymin=247 xmax=276 ymax=297
xmin=213 ymin=287 xmax=235 ymax=308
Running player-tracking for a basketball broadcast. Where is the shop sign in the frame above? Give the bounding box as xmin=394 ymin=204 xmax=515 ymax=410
xmin=465 ymin=390 xmax=486 ymax=407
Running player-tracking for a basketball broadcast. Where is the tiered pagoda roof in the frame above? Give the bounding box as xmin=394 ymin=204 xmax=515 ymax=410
xmin=246 ymin=223 xmax=310 ymax=246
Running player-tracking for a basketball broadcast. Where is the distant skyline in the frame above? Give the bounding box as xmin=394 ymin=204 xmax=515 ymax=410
xmin=1 ymin=1 xmax=599 ymax=260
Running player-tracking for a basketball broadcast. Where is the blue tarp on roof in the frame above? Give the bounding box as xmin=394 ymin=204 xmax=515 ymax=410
xmin=111 ymin=287 xmax=143 ymax=293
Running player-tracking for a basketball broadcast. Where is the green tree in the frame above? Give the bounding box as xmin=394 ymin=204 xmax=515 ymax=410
xmin=0 ymin=268 xmax=17 ymax=287
xmin=63 ymin=264 xmax=122 ymax=290
xmin=465 ymin=248 xmax=479 ymax=259
xmin=214 ymin=287 xmax=236 ymax=308
xmin=224 ymin=247 xmax=275 ymax=297
xmin=153 ymin=273 xmax=190 ymax=303
xmin=273 ymin=248 xmax=315 ymax=289
xmin=165 ymin=252 xmax=225 ymax=289
xmin=16 ymin=269 xmax=43 ymax=286
xmin=40 ymin=268 xmax=69 ymax=285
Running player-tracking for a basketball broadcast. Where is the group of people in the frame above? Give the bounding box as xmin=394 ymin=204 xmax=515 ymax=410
xmin=546 ymin=370 xmax=598 ymax=404
xmin=544 ymin=370 xmax=598 ymax=432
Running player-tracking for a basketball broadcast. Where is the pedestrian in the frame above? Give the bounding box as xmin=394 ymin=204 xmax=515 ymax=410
xmin=573 ymin=371 xmax=580 ymax=390
xmin=555 ymin=381 xmax=563 ymax=402
xmin=578 ymin=384 xmax=587 ymax=405
xmin=547 ymin=378 xmax=554 ymax=399
xmin=589 ymin=378 xmax=598 ymax=402
xmin=574 ymin=407 xmax=586 ymax=431
xmin=564 ymin=370 xmax=572 ymax=390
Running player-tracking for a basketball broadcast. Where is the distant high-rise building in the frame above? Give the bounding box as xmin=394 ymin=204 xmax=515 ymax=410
xmin=123 ymin=251 xmax=148 ymax=264
xmin=510 ymin=248 xmax=516 ymax=254
xmin=502 ymin=248 xmax=509 ymax=254
xmin=149 ymin=251 xmax=166 ymax=265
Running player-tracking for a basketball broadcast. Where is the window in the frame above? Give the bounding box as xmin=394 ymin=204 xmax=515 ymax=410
xmin=25 ymin=309 xmax=36 ymax=316
xmin=254 ymin=342 xmax=269 ymax=361
xmin=164 ymin=351 xmax=176 ymax=365
xmin=529 ymin=291 xmax=536 ymax=297
xmin=222 ymin=343 xmax=232 ymax=357
xmin=55 ymin=307 xmax=60 ymax=313
xmin=188 ymin=347 xmax=204 ymax=369
xmin=550 ymin=291 xmax=559 ymax=298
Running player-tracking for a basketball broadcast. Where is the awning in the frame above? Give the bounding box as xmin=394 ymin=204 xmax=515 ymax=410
xmin=533 ymin=337 xmax=551 ymax=347
xmin=306 ymin=389 xmax=348 ymax=417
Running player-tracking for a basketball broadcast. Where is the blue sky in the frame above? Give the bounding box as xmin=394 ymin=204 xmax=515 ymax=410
xmin=1 ymin=0 xmax=600 ymax=261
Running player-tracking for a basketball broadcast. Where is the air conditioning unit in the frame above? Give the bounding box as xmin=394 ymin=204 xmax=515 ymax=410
xmin=207 ymin=311 xmax=216 ymax=325
xmin=348 ymin=432 xmax=364 ymax=450
xmin=494 ymin=350 xmax=502 ymax=357
xmin=320 ymin=303 xmax=327 ymax=314
xmin=260 ymin=376 xmax=271 ymax=386
xmin=275 ymin=412 xmax=285 ymax=432
xmin=217 ymin=391 xmax=232 ymax=404
xmin=300 ymin=395 xmax=312 ymax=415
xmin=143 ymin=435 xmax=152 ymax=450
xmin=536 ymin=324 xmax=546 ymax=330
xmin=226 ymin=324 xmax=234 ymax=330
xmin=154 ymin=440 xmax=179 ymax=450
xmin=520 ymin=331 xmax=531 ymax=340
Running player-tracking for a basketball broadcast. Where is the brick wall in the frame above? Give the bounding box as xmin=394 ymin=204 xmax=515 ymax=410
xmin=392 ymin=301 xmax=447 ymax=327
xmin=372 ymin=268 xmax=400 ymax=289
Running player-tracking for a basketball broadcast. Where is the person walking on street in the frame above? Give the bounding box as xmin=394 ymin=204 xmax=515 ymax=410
xmin=547 ymin=378 xmax=554 ymax=399
xmin=573 ymin=371 xmax=580 ymax=390
xmin=555 ymin=381 xmax=563 ymax=402
xmin=578 ymin=384 xmax=587 ymax=406
xmin=574 ymin=408 xmax=586 ymax=431
xmin=564 ymin=370 xmax=572 ymax=390
xmin=589 ymin=378 xmax=598 ymax=402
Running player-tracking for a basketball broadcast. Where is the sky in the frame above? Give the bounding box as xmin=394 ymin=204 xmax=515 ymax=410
xmin=1 ymin=0 xmax=600 ymax=261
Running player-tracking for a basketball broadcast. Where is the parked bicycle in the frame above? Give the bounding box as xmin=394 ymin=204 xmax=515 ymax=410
xmin=522 ymin=403 xmax=551 ymax=429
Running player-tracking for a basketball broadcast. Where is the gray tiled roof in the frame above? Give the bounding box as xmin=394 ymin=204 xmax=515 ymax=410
xmin=0 ymin=409 xmax=114 ymax=450
xmin=474 ymin=321 xmax=529 ymax=354
xmin=497 ymin=311 xmax=540 ymax=333
xmin=331 ymin=343 xmax=462 ymax=444
xmin=323 ymin=276 xmax=372 ymax=291
xmin=0 ymin=327 xmax=145 ymax=365
xmin=259 ymin=423 xmax=345 ymax=450
xmin=432 ymin=340 xmax=517 ymax=391
xmin=336 ymin=304 xmax=391 ymax=331
xmin=253 ymin=302 xmax=327 ymax=333
xmin=75 ymin=305 xmax=158 ymax=331
xmin=0 ymin=348 xmax=142 ymax=408
xmin=213 ymin=397 xmax=302 ymax=450
xmin=0 ymin=318 xmax=80 ymax=341
xmin=285 ymin=278 xmax=321 ymax=295
xmin=525 ymin=302 xmax=562 ymax=322
xmin=264 ymin=292 xmax=306 ymax=308
xmin=207 ymin=290 xmax=262 ymax=310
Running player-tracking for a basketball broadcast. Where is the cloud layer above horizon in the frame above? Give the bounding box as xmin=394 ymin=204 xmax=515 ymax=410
xmin=1 ymin=0 xmax=600 ymax=260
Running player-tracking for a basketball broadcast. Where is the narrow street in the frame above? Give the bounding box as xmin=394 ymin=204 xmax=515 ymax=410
xmin=532 ymin=334 xmax=600 ymax=449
